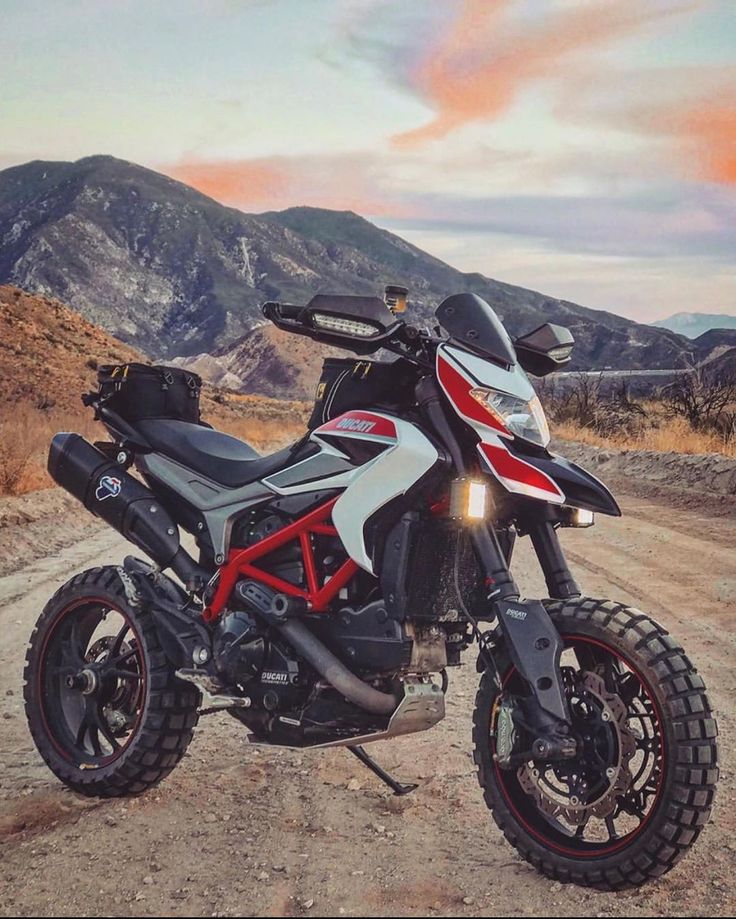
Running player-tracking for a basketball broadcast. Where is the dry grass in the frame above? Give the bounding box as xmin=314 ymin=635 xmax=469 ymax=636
xmin=0 ymin=408 xmax=102 ymax=496
xmin=0 ymin=395 xmax=310 ymax=498
xmin=554 ymin=413 xmax=736 ymax=458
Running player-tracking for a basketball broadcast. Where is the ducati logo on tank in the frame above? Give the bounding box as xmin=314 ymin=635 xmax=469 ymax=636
xmin=315 ymin=411 xmax=398 ymax=443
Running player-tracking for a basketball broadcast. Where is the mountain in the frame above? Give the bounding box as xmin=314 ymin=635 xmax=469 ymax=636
xmin=171 ymin=324 xmax=342 ymax=401
xmin=692 ymin=329 xmax=736 ymax=365
xmin=0 ymin=155 xmax=694 ymax=379
xmin=653 ymin=312 xmax=736 ymax=339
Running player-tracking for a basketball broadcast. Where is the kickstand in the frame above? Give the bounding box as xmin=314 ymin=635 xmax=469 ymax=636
xmin=347 ymin=745 xmax=418 ymax=797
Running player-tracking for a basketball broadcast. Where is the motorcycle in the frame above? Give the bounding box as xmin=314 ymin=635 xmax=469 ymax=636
xmin=24 ymin=289 xmax=717 ymax=889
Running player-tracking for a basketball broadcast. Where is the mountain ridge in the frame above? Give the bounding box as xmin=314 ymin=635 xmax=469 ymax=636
xmin=0 ymin=155 xmax=702 ymax=395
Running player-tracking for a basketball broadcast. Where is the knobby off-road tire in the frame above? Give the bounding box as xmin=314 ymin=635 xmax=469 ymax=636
xmin=472 ymin=598 xmax=718 ymax=889
xmin=24 ymin=566 xmax=201 ymax=797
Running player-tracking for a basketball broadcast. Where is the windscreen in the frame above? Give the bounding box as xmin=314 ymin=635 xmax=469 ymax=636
xmin=435 ymin=293 xmax=517 ymax=367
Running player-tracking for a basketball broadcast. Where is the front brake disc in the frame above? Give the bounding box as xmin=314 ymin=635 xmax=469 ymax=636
xmin=517 ymin=671 xmax=636 ymax=826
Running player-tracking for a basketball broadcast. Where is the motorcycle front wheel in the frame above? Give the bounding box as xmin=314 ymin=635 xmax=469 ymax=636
xmin=473 ymin=598 xmax=718 ymax=889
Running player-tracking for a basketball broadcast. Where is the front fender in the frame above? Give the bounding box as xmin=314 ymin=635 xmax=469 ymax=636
xmin=507 ymin=445 xmax=621 ymax=516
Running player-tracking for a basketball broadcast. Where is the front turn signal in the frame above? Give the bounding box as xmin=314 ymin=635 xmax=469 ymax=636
xmin=450 ymin=477 xmax=489 ymax=521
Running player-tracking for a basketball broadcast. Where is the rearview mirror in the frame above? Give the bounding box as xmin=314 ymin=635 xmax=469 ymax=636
xmin=514 ymin=323 xmax=574 ymax=376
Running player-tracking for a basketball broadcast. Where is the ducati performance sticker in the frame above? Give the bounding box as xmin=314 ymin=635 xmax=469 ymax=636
xmin=95 ymin=474 xmax=122 ymax=502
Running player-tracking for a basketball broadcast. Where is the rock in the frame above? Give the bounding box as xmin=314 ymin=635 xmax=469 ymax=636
xmin=143 ymin=876 xmax=154 ymax=886
xmin=346 ymin=778 xmax=362 ymax=791
xmin=303 ymin=899 xmax=315 ymax=911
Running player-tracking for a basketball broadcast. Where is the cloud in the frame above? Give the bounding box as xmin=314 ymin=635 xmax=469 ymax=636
xmin=384 ymin=185 xmax=736 ymax=261
xmin=165 ymin=152 xmax=415 ymax=217
xmin=170 ymin=159 xmax=287 ymax=207
xmin=556 ymin=64 xmax=736 ymax=186
xmin=392 ymin=0 xmax=703 ymax=148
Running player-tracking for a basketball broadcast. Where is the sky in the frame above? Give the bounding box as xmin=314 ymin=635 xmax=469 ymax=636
xmin=2 ymin=0 xmax=735 ymax=322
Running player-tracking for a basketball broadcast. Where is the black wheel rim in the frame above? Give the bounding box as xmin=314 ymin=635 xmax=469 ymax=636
xmin=38 ymin=598 xmax=145 ymax=767
xmin=492 ymin=635 xmax=666 ymax=858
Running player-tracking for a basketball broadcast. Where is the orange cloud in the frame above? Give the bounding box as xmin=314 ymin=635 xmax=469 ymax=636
xmin=559 ymin=67 xmax=736 ymax=186
xmin=675 ymin=105 xmax=736 ymax=185
xmin=170 ymin=159 xmax=286 ymax=207
xmin=165 ymin=154 xmax=417 ymax=217
xmin=393 ymin=0 xmax=702 ymax=148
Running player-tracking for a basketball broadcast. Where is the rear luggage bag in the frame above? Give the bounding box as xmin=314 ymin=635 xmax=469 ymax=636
xmin=92 ymin=363 xmax=203 ymax=424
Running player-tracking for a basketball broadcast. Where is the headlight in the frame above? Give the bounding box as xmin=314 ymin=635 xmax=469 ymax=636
xmin=470 ymin=388 xmax=550 ymax=447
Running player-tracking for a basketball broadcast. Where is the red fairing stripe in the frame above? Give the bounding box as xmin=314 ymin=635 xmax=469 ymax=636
xmin=436 ymin=355 xmax=507 ymax=434
xmin=315 ymin=411 xmax=397 ymax=441
xmin=479 ymin=443 xmax=564 ymax=499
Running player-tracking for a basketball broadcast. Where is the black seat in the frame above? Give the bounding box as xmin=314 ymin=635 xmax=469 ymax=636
xmin=134 ymin=419 xmax=308 ymax=488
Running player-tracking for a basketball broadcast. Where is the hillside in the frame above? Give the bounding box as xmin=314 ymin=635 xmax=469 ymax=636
xmin=173 ymin=323 xmax=342 ymax=401
xmin=0 ymin=286 xmax=309 ymax=493
xmin=0 ymin=156 xmax=693 ymax=380
xmin=0 ymin=284 xmax=141 ymax=413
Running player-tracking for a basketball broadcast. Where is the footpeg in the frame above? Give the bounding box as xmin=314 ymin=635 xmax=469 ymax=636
xmin=175 ymin=668 xmax=252 ymax=714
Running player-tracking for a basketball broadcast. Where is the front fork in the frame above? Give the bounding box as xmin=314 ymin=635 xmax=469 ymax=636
xmin=469 ymin=523 xmax=578 ymax=760
xmin=416 ymin=377 xmax=579 ymax=761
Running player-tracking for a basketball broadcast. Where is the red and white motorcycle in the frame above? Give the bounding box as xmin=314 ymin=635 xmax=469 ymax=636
xmin=26 ymin=289 xmax=717 ymax=889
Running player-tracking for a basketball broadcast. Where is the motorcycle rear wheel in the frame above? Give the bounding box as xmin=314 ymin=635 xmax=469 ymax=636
xmin=472 ymin=598 xmax=718 ymax=889
xmin=24 ymin=566 xmax=201 ymax=797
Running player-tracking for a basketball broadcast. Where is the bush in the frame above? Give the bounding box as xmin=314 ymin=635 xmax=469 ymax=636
xmin=0 ymin=411 xmax=47 ymax=495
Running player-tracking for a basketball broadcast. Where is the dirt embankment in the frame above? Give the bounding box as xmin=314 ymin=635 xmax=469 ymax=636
xmin=557 ymin=440 xmax=736 ymax=515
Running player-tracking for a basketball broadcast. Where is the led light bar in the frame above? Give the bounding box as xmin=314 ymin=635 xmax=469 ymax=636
xmin=311 ymin=312 xmax=380 ymax=338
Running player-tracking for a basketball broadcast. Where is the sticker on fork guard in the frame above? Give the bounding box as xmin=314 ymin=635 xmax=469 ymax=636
xmin=95 ymin=474 xmax=122 ymax=502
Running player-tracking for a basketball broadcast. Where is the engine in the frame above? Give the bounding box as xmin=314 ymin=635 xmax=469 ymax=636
xmin=212 ymin=610 xmax=303 ymax=712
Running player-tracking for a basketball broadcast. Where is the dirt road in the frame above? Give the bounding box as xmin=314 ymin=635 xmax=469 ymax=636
xmin=1 ymin=492 xmax=734 ymax=917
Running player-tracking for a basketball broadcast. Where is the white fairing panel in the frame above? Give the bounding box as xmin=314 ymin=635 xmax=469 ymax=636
xmin=437 ymin=344 xmax=565 ymax=505
xmin=314 ymin=412 xmax=439 ymax=574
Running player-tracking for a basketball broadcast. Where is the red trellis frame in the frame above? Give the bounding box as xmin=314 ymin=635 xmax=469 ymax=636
xmin=203 ymin=497 xmax=359 ymax=622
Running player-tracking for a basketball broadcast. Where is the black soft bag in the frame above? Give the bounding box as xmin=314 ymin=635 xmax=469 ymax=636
xmin=307 ymin=358 xmax=416 ymax=429
xmin=94 ymin=363 xmax=202 ymax=423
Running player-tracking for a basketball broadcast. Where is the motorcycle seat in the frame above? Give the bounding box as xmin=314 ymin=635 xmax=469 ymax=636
xmin=133 ymin=419 xmax=310 ymax=488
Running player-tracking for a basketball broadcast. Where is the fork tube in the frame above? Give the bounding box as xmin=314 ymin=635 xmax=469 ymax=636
xmin=528 ymin=520 xmax=581 ymax=600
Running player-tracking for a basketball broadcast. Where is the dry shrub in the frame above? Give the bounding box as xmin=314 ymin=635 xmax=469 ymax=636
xmin=0 ymin=408 xmax=101 ymax=497
xmin=0 ymin=409 xmax=47 ymax=494
xmin=545 ymin=371 xmax=736 ymax=459
xmin=554 ymin=414 xmax=736 ymax=458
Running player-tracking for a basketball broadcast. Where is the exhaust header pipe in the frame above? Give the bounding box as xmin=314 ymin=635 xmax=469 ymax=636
xmin=48 ymin=433 xmax=202 ymax=585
